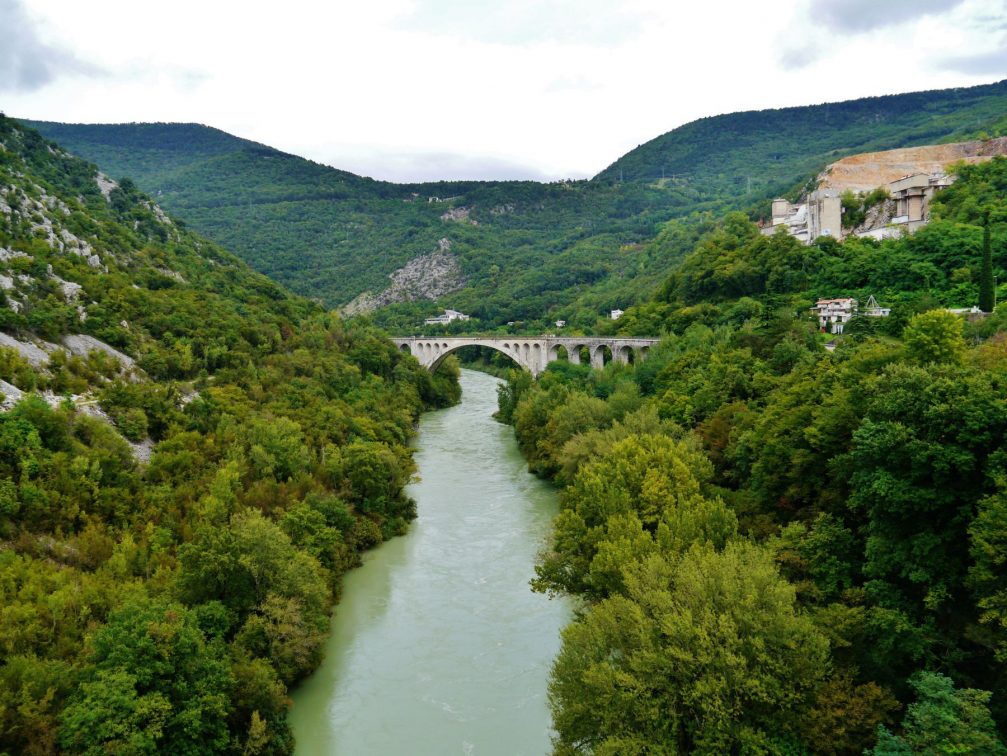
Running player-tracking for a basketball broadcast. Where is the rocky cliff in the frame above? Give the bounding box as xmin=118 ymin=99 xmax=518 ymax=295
xmin=341 ymin=238 xmax=466 ymax=315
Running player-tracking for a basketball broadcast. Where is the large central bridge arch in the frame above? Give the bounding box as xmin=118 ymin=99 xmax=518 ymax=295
xmin=392 ymin=336 xmax=660 ymax=377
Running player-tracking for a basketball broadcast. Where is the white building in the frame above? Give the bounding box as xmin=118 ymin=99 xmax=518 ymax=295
xmin=610 ymin=309 xmax=624 ymax=320
xmin=764 ymin=172 xmax=955 ymax=245
xmin=812 ymin=298 xmax=857 ymax=333
xmin=886 ymin=173 xmax=954 ymax=232
xmin=763 ymin=190 xmax=841 ymax=244
xmin=424 ymin=309 xmax=471 ymax=326
xmin=555 ymin=320 xmax=566 ymax=328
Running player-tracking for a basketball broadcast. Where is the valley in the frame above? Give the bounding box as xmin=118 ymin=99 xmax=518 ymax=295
xmin=3 ymin=72 xmax=1007 ymax=755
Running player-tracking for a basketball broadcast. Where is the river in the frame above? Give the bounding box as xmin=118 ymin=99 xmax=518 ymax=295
xmin=289 ymin=369 xmax=569 ymax=755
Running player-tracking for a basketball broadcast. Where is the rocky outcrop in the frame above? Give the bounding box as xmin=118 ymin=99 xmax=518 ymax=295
xmin=0 ymin=379 xmax=23 ymax=410
xmin=96 ymin=172 xmax=117 ymax=200
xmin=341 ymin=238 xmax=466 ymax=316
xmin=0 ymin=331 xmax=135 ymax=371
xmin=440 ymin=206 xmax=473 ymax=223
xmin=0 ymin=332 xmax=59 ymax=367
xmin=60 ymin=334 xmax=135 ymax=369
xmin=853 ymin=198 xmax=898 ymax=236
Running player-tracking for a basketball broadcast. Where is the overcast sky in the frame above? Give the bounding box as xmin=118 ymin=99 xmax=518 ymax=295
xmin=2 ymin=0 xmax=1006 ymax=182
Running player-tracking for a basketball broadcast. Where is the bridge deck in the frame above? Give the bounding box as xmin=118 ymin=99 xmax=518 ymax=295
xmin=392 ymin=335 xmax=661 ymax=376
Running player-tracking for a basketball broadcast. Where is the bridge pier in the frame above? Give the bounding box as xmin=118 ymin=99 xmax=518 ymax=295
xmin=590 ymin=345 xmax=605 ymax=370
xmin=392 ymin=336 xmax=660 ymax=377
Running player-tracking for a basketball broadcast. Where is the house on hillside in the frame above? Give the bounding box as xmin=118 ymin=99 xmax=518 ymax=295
xmin=812 ymin=298 xmax=857 ymax=333
xmin=424 ymin=309 xmax=470 ymax=326
xmin=610 ymin=309 xmax=624 ymax=320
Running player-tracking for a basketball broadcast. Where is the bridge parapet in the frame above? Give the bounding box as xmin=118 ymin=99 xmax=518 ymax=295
xmin=392 ymin=336 xmax=661 ymax=377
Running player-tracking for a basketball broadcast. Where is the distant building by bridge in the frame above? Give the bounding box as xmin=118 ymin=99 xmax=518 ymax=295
xmin=393 ymin=336 xmax=660 ymax=377
xmin=424 ymin=309 xmax=470 ymax=326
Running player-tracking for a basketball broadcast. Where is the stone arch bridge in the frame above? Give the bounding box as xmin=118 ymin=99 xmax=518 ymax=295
xmin=392 ymin=336 xmax=661 ymax=377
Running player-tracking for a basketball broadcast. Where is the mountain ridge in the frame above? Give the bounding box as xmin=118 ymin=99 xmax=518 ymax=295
xmin=596 ymin=79 xmax=1007 ymax=189
xmin=19 ymin=78 xmax=1007 ymax=326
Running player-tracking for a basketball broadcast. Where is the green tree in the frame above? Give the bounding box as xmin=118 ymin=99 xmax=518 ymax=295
xmin=533 ymin=433 xmax=734 ymax=598
xmin=549 ymin=542 xmax=829 ymax=754
xmin=868 ymin=672 xmax=1005 ymax=755
xmin=903 ymin=310 xmax=965 ymax=364
xmin=980 ymin=210 xmax=995 ymax=313
xmin=59 ymin=600 xmax=233 ymax=755
xmin=179 ymin=510 xmax=330 ymax=618
xmin=969 ymin=481 xmax=1007 ymax=661
xmin=247 ymin=415 xmax=311 ymax=482
xmin=848 ymin=362 xmax=1007 ymax=674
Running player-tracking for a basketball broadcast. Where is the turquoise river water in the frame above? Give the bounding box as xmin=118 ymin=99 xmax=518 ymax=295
xmin=289 ymin=369 xmax=569 ymax=755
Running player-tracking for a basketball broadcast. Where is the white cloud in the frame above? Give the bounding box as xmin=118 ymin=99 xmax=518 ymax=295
xmin=322 ymin=147 xmax=561 ymax=183
xmin=0 ymin=0 xmax=99 ymax=92
xmin=4 ymin=0 xmax=1006 ymax=181
xmin=807 ymin=0 xmax=966 ymax=33
xmin=396 ymin=0 xmax=650 ymax=45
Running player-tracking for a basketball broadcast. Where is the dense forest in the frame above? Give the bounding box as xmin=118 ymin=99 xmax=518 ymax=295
xmin=20 ymin=120 xmax=703 ymax=324
xmin=21 ymin=79 xmax=1007 ymax=329
xmin=597 ymin=79 xmax=1007 ymax=187
xmin=497 ymin=157 xmax=1007 ymax=753
xmin=0 ymin=116 xmax=459 ymax=753
xmin=10 ymin=82 xmax=1007 ymax=754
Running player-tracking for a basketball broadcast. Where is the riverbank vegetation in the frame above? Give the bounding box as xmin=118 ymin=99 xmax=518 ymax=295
xmin=0 ymin=117 xmax=459 ymax=753
xmin=499 ymin=157 xmax=1007 ymax=752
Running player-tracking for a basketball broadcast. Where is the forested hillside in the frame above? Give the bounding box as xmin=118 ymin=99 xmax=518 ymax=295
xmin=598 ymin=79 xmax=1007 ymax=191
xmin=0 ymin=116 xmax=457 ymax=753
xmin=21 ymin=79 xmax=1007 ymax=328
xmin=497 ymin=156 xmax=1007 ymax=752
xmin=20 ymin=121 xmax=701 ymax=325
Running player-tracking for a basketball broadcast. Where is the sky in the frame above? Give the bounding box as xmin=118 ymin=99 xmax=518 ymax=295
xmin=2 ymin=0 xmax=1006 ymax=182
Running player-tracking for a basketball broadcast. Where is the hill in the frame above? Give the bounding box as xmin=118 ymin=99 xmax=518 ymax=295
xmin=20 ymin=79 xmax=1007 ymax=330
xmin=498 ymin=151 xmax=1007 ymax=753
xmin=19 ymin=120 xmax=702 ymax=326
xmin=596 ymin=79 xmax=1007 ymax=193
xmin=0 ymin=116 xmax=457 ymax=753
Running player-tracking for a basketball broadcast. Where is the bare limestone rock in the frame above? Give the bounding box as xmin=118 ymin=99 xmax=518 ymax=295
xmin=60 ymin=334 xmax=135 ymax=369
xmin=0 ymin=248 xmax=29 ymax=263
xmin=96 ymin=173 xmax=117 ymax=200
xmin=341 ymin=239 xmax=466 ymax=316
xmin=440 ymin=206 xmax=471 ymax=223
xmin=0 ymin=380 xmax=23 ymax=410
xmin=0 ymin=332 xmax=57 ymax=367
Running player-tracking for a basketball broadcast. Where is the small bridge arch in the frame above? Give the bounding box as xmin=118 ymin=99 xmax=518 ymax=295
xmin=392 ymin=336 xmax=661 ymax=377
